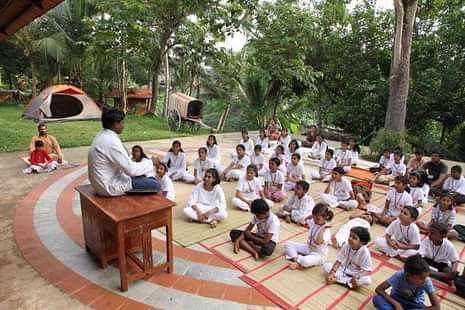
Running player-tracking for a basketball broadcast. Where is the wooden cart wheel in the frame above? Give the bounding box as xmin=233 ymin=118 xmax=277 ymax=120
xmin=167 ymin=110 xmax=181 ymax=132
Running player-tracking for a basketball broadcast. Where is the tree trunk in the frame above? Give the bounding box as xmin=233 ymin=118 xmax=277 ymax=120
xmin=440 ymin=121 xmax=446 ymax=144
xmin=7 ymin=71 xmax=13 ymax=89
xmin=217 ymin=104 xmax=230 ymax=132
xmin=117 ymin=52 xmax=128 ymax=113
xmin=30 ymin=57 xmax=37 ymax=96
xmin=163 ymin=52 xmax=170 ymax=117
xmin=384 ymin=0 xmax=418 ymax=132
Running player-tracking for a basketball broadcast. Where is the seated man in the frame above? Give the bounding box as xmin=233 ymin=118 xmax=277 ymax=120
xmin=29 ymin=124 xmax=64 ymax=164
xmin=423 ymin=150 xmax=448 ymax=193
xmin=88 ymin=108 xmax=160 ymax=196
xmin=301 ymin=125 xmax=319 ymax=148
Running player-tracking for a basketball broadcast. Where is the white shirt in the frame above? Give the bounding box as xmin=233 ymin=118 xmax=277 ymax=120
xmin=310 ymin=141 xmax=328 ymax=158
xmin=286 ymin=162 xmax=305 ymax=179
xmin=350 ymin=150 xmax=359 ymax=165
xmin=237 ymin=177 xmax=262 ymax=195
xmin=163 ymin=152 xmax=187 ymax=172
xmin=193 ymin=158 xmax=214 ymax=179
xmin=251 ymin=213 xmax=280 ymax=242
xmin=390 ymin=162 xmax=407 ymax=176
xmin=264 ymin=170 xmax=285 ymax=186
xmin=207 ymin=144 xmax=221 ymax=164
xmin=157 ymin=174 xmax=175 ymax=201
xmin=255 ymin=137 xmax=269 ymax=152
xmin=240 ymin=138 xmax=255 ymax=156
xmin=232 ymin=155 xmax=251 ymax=172
xmin=443 ymin=176 xmax=465 ymax=195
xmin=420 ymin=238 xmax=458 ymax=266
xmin=379 ymin=155 xmax=393 ymax=169
xmin=386 ymin=219 xmax=421 ymax=245
xmin=386 ymin=190 xmax=413 ymax=217
xmin=335 ymin=150 xmax=352 ymax=166
xmin=279 ymin=134 xmax=292 ymax=149
xmin=328 ymin=178 xmax=353 ymax=201
xmin=136 ymin=157 xmax=155 ymax=178
xmin=250 ymin=153 xmax=265 ymax=169
xmin=88 ymin=129 xmax=153 ymax=196
xmin=287 ymin=194 xmax=315 ymax=218
xmin=336 ymin=244 xmax=373 ymax=275
xmin=319 ymin=158 xmax=337 ymax=175
xmin=187 ymin=183 xmax=226 ymax=212
xmin=431 ymin=205 xmax=456 ymax=227
xmin=306 ymin=220 xmax=331 ymax=255
xmin=390 ymin=153 xmax=405 ymax=164
xmin=335 ymin=218 xmax=371 ymax=247
xmin=409 ymin=186 xmax=425 ymax=207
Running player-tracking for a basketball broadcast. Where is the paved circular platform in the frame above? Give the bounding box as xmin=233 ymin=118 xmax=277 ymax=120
xmin=14 ymin=167 xmax=276 ymax=309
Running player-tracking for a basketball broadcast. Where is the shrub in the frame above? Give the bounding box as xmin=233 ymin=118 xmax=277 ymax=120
xmin=369 ymin=129 xmax=411 ymax=157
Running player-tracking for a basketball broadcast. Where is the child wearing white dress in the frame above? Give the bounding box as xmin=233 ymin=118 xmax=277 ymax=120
xmin=325 ymin=227 xmax=373 ymax=288
xmin=375 ymin=150 xmax=406 ymax=185
xmin=277 ymin=180 xmax=314 ymax=225
xmin=321 ymin=167 xmax=358 ymax=210
xmin=369 ymin=148 xmax=393 ymax=173
xmin=183 ymin=168 xmax=228 ymax=228
xmin=222 ymin=144 xmax=251 ymax=181
xmin=375 ymin=206 xmax=421 ymax=259
xmin=284 ymin=153 xmax=305 ymax=191
xmin=162 ymin=140 xmax=194 ymax=182
xmin=334 ymin=141 xmax=352 ymax=173
xmin=131 ymin=145 xmax=155 ymax=178
xmin=371 ymin=176 xmax=412 ymax=226
xmin=232 ymin=165 xmax=273 ymax=211
xmin=431 ymin=165 xmax=465 ymax=205
xmin=273 ymin=144 xmax=287 ymax=174
xmin=191 ymin=147 xmax=214 ymax=184
xmin=285 ymin=203 xmax=333 ymax=269
xmin=348 ymin=138 xmax=360 ymax=166
xmin=417 ymin=194 xmax=458 ymax=240
xmin=250 ymin=145 xmax=267 ymax=176
xmin=332 ymin=212 xmax=373 ymax=248
xmin=279 ymin=128 xmax=292 ymax=152
xmin=310 ymin=149 xmax=337 ymax=182
xmin=255 ymin=129 xmax=270 ymax=154
xmin=206 ymin=135 xmax=223 ymax=173
xmin=408 ymin=171 xmax=425 ymax=210
xmin=285 ymin=139 xmax=301 ymax=162
xmin=240 ymin=129 xmax=255 ymax=156
xmin=264 ymin=157 xmax=287 ymax=202
xmin=155 ymin=163 xmax=175 ymax=201
xmin=308 ymin=134 xmax=328 ymax=160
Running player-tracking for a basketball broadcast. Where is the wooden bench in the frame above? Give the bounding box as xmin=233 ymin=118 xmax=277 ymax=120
xmin=75 ymin=184 xmax=175 ymax=292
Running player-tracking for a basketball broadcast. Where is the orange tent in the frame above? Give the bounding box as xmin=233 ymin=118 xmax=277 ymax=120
xmin=23 ymin=85 xmax=101 ymax=122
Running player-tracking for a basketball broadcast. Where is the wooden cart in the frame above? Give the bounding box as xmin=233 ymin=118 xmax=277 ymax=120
xmin=167 ymin=92 xmax=213 ymax=132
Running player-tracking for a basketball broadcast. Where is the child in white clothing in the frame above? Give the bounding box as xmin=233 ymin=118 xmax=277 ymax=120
xmin=348 ymin=138 xmax=360 ymax=166
xmin=264 ymin=157 xmax=287 ymax=202
xmin=375 ymin=150 xmax=406 ymax=185
xmin=240 ymin=129 xmax=255 ymax=156
xmin=284 ymin=153 xmax=305 ymax=191
xmin=273 ymin=145 xmax=287 ymax=174
xmin=321 ymin=167 xmax=358 ymax=210
xmin=308 ymin=134 xmax=328 ymax=160
xmin=162 ymin=140 xmax=194 ymax=182
xmin=255 ymin=129 xmax=269 ymax=154
xmin=408 ymin=171 xmax=425 ymax=210
xmin=206 ymin=135 xmax=223 ymax=173
xmin=285 ymin=203 xmax=333 ymax=269
xmin=334 ymin=141 xmax=352 ymax=173
xmin=279 ymin=128 xmax=292 ymax=151
xmin=277 ymin=181 xmax=314 ymax=225
xmin=375 ymin=206 xmax=421 ymax=259
xmin=325 ymin=227 xmax=373 ymax=289
xmin=156 ymin=163 xmax=175 ymax=201
xmin=131 ymin=145 xmax=154 ymax=178
xmin=369 ymin=148 xmax=393 ymax=173
xmin=250 ymin=145 xmax=266 ymax=176
xmin=332 ymin=212 xmax=373 ymax=248
xmin=310 ymin=149 xmax=337 ymax=182
xmin=417 ymin=194 xmax=458 ymax=239
xmin=184 ymin=168 xmax=228 ymax=228
xmin=232 ymin=165 xmax=273 ymax=211
xmin=222 ymin=144 xmax=251 ymax=181
xmin=191 ymin=147 xmax=214 ymax=184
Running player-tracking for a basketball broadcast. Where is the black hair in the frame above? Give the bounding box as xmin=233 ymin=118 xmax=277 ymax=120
xmin=451 ymin=165 xmax=462 ymax=174
xmin=169 ymin=140 xmax=184 ymax=153
xmin=430 ymin=150 xmax=442 ymax=157
xmin=259 ymin=128 xmax=267 ymax=137
xmin=132 ymin=145 xmax=148 ymax=160
xmin=350 ymin=226 xmax=371 ymax=245
xmin=37 ymin=123 xmax=46 ymax=130
xmin=395 ymin=175 xmax=409 ymax=186
xmin=325 ymin=149 xmax=334 ymax=157
xmin=236 ymin=144 xmax=246 ymax=152
xmin=295 ymin=180 xmax=309 ymax=192
xmin=429 ymin=222 xmax=448 ymax=236
xmin=254 ymin=144 xmax=262 ymax=152
xmin=348 ymin=138 xmax=361 ymax=153
xmin=198 ymin=147 xmax=208 ymax=155
xmin=241 ymin=129 xmax=249 ymax=135
xmin=269 ymin=157 xmax=281 ymax=167
xmin=383 ymin=148 xmax=390 ymax=153
xmin=250 ymin=199 xmax=270 ymax=214
xmin=404 ymin=206 xmax=419 ymax=220
xmin=205 ymin=168 xmax=221 ymax=186
xmin=34 ymin=140 xmax=44 ymax=148
xmin=247 ymin=164 xmax=258 ymax=177
xmin=332 ymin=166 xmax=345 ymax=175
xmin=414 ymin=147 xmax=425 ymax=155
xmin=309 ymin=125 xmax=317 ymax=129
xmin=275 ymin=145 xmax=285 ymax=153
xmin=312 ymin=202 xmax=334 ymax=222
xmin=408 ymin=171 xmax=424 ymax=187
xmin=157 ymin=162 xmax=168 ymax=173
xmin=289 ymin=139 xmax=300 ymax=150
xmin=291 ymin=153 xmax=301 ymax=160
xmin=404 ymin=254 xmax=430 ymax=275
xmin=436 ymin=194 xmax=455 ymax=209
xmin=341 ymin=140 xmax=348 ymax=145
xmin=101 ymin=108 xmax=125 ymax=130
xmin=393 ymin=150 xmax=403 ymax=158
xmin=207 ymin=135 xmax=218 ymax=146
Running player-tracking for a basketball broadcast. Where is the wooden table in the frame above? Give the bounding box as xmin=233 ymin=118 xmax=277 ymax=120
xmin=76 ymin=184 xmax=175 ymax=292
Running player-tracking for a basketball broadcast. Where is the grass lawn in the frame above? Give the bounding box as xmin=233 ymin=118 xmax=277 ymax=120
xmin=0 ymin=102 xmax=189 ymax=153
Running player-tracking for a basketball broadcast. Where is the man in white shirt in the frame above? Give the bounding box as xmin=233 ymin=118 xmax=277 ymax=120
xmin=88 ymin=109 xmax=160 ymax=196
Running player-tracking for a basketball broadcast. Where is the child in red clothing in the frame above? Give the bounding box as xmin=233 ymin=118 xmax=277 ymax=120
xmin=24 ymin=140 xmax=57 ymax=173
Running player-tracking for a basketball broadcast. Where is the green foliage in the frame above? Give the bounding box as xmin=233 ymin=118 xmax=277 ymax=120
xmin=368 ymin=129 xmax=411 ymax=157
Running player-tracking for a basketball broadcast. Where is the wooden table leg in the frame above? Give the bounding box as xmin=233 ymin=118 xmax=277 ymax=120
xmin=166 ymin=209 xmax=173 ymax=273
xmin=117 ymin=223 xmax=128 ymax=292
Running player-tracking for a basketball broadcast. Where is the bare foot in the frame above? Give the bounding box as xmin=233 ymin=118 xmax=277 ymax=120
xmin=285 ymin=215 xmax=291 ymax=223
xmin=289 ymin=262 xmax=303 ymax=270
xmin=210 ymin=220 xmax=218 ymax=228
xmin=331 ymin=236 xmax=339 ymax=249
xmin=252 ymin=252 xmax=259 ymax=261
xmin=188 ymin=218 xmax=193 ymax=223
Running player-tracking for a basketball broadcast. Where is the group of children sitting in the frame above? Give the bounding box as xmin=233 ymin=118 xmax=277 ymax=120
xmin=130 ymin=129 xmax=464 ymax=309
